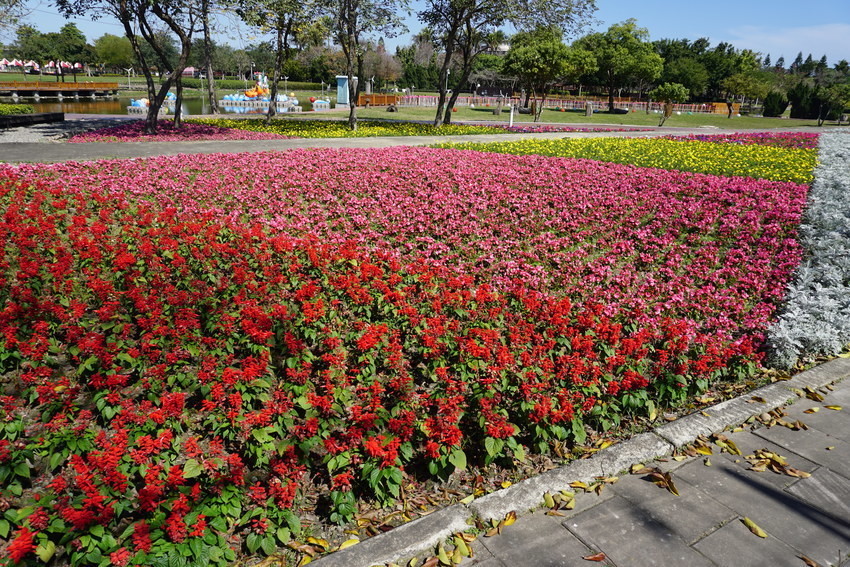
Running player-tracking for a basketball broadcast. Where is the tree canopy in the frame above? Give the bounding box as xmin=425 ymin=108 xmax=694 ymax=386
xmin=574 ymin=19 xmax=662 ymax=111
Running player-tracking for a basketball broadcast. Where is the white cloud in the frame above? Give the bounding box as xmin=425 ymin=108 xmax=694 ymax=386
xmin=724 ymin=23 xmax=850 ymax=62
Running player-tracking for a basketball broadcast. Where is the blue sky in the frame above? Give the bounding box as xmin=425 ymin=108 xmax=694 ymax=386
xmin=12 ymin=0 xmax=850 ymax=65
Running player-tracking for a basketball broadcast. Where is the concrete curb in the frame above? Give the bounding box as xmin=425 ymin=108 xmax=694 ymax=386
xmin=314 ymin=357 xmax=850 ymax=567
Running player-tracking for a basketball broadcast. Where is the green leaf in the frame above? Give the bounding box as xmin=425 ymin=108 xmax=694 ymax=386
xmin=571 ymin=418 xmax=587 ymax=445
xmin=36 ymin=540 xmax=57 ymax=562
xmin=484 ymin=437 xmax=504 ymax=457
xmin=13 ymin=462 xmax=30 ymax=479
xmin=448 ymin=449 xmax=467 ymax=470
xmin=49 ymin=451 xmax=66 ymax=470
xmin=0 ymin=519 xmax=8 ymax=539
xmin=246 ymin=532 xmax=261 ymax=554
xmin=183 ymin=459 xmax=203 ymax=479
xmin=276 ymin=527 xmax=291 ymax=544
xmin=252 ymin=428 xmax=273 ymax=444
xmin=261 ymin=534 xmax=277 ymax=556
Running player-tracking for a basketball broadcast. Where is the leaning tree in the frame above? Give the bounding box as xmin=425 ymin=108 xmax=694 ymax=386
xmin=54 ymin=0 xmax=197 ymax=133
xmin=420 ymin=0 xmax=596 ymax=126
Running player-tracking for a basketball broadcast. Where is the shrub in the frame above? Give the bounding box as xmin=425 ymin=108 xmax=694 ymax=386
xmin=762 ymin=91 xmax=789 ymax=117
xmin=0 ymin=103 xmax=35 ymax=116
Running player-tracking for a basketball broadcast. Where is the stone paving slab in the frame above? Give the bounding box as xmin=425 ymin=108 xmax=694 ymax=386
xmin=753 ymin=420 xmax=850 ymax=477
xmin=712 ymin=428 xmax=819 ymax=490
xmin=564 ymin=494 xmax=717 ymax=566
xmin=478 ymin=512 xmax=596 ymax=567
xmin=691 ymin=518 xmax=807 ymax=567
xmin=673 ymin=453 xmax=850 ymax=566
xmin=785 ymin=467 xmax=850 ymax=524
xmin=609 ymin=468 xmax=737 ymax=545
xmin=470 ymin=433 xmax=671 ymax=522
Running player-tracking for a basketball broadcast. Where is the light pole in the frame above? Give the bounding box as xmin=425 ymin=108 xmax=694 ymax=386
xmin=446 ymin=68 xmax=450 ymax=93
xmin=284 ymin=76 xmax=288 ymax=94
xmin=124 ymin=68 xmax=133 ymax=90
xmin=250 ymin=62 xmax=255 ymax=84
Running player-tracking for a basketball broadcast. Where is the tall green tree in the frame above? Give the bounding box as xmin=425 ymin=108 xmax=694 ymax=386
xmin=420 ymin=0 xmax=595 ymax=126
xmin=574 ymin=19 xmax=662 ymax=111
xmin=503 ymin=26 xmax=595 ymax=121
xmin=94 ymin=33 xmax=135 ymax=70
xmin=56 ymin=0 xmax=197 ymax=133
xmin=331 ymin=0 xmax=407 ymax=130
xmin=649 ymin=82 xmax=688 ymax=126
xmin=237 ymin=0 xmax=317 ymax=122
xmin=660 ymin=57 xmax=708 ymax=98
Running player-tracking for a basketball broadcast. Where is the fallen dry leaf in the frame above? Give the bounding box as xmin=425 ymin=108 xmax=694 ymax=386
xmin=798 ymin=554 xmax=823 ymax=567
xmin=644 ymin=468 xmax=680 ymax=496
xmin=824 ymin=405 xmax=843 ymax=411
xmin=582 ymin=552 xmax=607 ymax=562
xmin=741 ymin=517 xmax=767 ymax=538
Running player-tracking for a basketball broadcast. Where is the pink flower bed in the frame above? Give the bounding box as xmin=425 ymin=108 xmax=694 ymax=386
xmin=662 ymin=132 xmax=819 ymax=149
xmin=18 ymin=146 xmax=808 ymax=342
xmin=68 ymin=119 xmax=291 ymax=143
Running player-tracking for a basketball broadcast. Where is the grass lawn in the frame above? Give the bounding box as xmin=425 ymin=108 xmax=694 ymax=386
xmin=353 ymin=104 xmax=832 ymax=129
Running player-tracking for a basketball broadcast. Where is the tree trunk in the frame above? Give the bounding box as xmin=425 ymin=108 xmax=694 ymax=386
xmin=201 ymin=0 xmax=218 ymax=115
xmin=534 ymin=88 xmax=546 ymax=122
xmin=443 ymin=62 xmax=473 ymax=125
xmin=267 ymin=20 xmax=285 ymax=123
xmin=434 ymin=47 xmax=454 ymax=126
xmin=173 ymin=76 xmax=183 ymax=127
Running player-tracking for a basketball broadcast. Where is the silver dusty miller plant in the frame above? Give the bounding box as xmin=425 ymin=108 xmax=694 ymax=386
xmin=767 ymin=131 xmax=850 ymax=368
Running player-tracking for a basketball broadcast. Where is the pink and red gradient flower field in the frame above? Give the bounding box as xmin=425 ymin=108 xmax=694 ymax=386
xmin=0 ymin=137 xmax=812 ymax=565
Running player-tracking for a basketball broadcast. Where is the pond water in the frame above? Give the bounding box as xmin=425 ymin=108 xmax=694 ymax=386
xmin=16 ymin=96 xmax=316 ymax=116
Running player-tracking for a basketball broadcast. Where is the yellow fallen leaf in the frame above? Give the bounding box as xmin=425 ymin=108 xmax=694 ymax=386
xmin=695 ymin=445 xmax=713 ymax=456
xmin=672 ymin=455 xmax=688 ymax=462
xmin=453 ymin=536 xmax=470 ymax=557
xmin=704 ymin=458 xmax=711 ymax=466
xmin=437 ymin=545 xmax=451 ymax=566
xmin=826 ymin=446 xmax=835 ymax=450
xmin=597 ymin=440 xmax=614 ymax=450
xmin=502 ymin=511 xmax=517 ymax=526
xmin=570 ymin=481 xmax=589 ymax=490
xmin=543 ymin=492 xmax=556 ymax=508
xmin=742 ymin=517 xmax=767 ymax=538
xmin=306 ymin=537 xmax=329 ymax=550
xmin=803 ymin=407 xmax=820 ymax=414
xmin=824 ymin=405 xmax=842 ymax=411
xmin=459 ymin=494 xmax=474 ymax=505
xmin=337 ymin=539 xmax=359 ymax=551
xmin=563 ymin=497 xmax=576 ymax=510
xmin=500 ymin=481 xmax=512 ymax=489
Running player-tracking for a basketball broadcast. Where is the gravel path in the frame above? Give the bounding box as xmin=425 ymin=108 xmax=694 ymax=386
xmin=0 ymin=115 xmax=134 ymax=143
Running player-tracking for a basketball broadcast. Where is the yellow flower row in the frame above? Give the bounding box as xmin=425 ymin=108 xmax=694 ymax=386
xmin=435 ymin=137 xmax=817 ymax=184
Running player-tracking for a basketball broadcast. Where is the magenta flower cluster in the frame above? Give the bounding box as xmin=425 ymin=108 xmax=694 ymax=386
xmin=68 ymin=119 xmax=291 ymax=143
